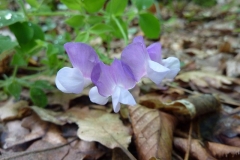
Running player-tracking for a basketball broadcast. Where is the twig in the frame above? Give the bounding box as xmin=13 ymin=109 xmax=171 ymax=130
xmin=184 ymin=122 xmax=193 ymax=160
xmin=0 ymin=138 xmax=78 ymax=160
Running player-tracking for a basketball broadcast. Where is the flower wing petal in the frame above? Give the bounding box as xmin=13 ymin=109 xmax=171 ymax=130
xmin=89 ymin=86 xmax=109 ymax=105
xmin=147 ymin=42 xmax=162 ymax=63
xmin=55 ymin=67 xmax=84 ymax=94
xmin=162 ymin=57 xmax=180 ymax=79
xmin=147 ymin=60 xmax=170 ymax=85
xmin=121 ymin=43 xmax=148 ymax=81
xmin=64 ymin=42 xmax=99 ymax=78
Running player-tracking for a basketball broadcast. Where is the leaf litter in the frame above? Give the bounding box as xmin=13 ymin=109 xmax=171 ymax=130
xmin=1 ymin=1 xmax=240 ymax=160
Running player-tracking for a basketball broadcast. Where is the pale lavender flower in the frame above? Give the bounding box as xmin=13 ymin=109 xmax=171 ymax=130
xmin=89 ymin=59 xmax=136 ymax=112
xmin=121 ymin=37 xmax=172 ymax=85
xmin=55 ymin=42 xmax=100 ymax=94
xmin=132 ymin=36 xmax=180 ymax=81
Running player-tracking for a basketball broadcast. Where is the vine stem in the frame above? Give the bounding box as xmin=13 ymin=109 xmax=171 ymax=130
xmin=111 ymin=15 xmax=128 ymax=45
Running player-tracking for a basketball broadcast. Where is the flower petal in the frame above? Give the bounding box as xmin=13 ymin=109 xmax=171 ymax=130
xmin=132 ymin=36 xmax=145 ymax=44
xmin=162 ymin=57 xmax=180 ymax=79
xmin=121 ymin=42 xmax=148 ymax=81
xmin=147 ymin=60 xmax=170 ymax=85
xmin=147 ymin=42 xmax=162 ymax=63
xmin=91 ymin=62 xmax=116 ymax=97
xmin=112 ymin=86 xmax=136 ymax=113
xmin=89 ymin=86 xmax=109 ymax=105
xmin=64 ymin=42 xmax=99 ymax=78
xmin=111 ymin=59 xmax=136 ymax=89
xmin=55 ymin=67 xmax=84 ymax=94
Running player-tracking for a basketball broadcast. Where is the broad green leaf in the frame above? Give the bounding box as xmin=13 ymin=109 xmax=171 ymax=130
xmin=106 ymin=0 xmax=128 ymax=15
xmin=0 ymin=35 xmax=17 ymax=53
xmin=110 ymin=16 xmax=128 ymax=39
xmin=83 ymin=0 xmax=106 ymax=13
xmin=60 ymin=0 xmax=82 ymax=11
xmin=139 ymin=13 xmax=160 ymax=39
xmin=75 ymin=32 xmax=89 ymax=43
xmin=7 ymin=81 xmax=22 ymax=99
xmin=132 ymin=0 xmax=154 ymax=11
xmin=90 ymin=24 xmax=113 ymax=34
xmin=26 ymin=0 xmax=40 ymax=8
xmin=9 ymin=22 xmax=44 ymax=53
xmin=65 ymin=15 xmax=85 ymax=28
xmin=9 ymin=22 xmax=34 ymax=44
xmin=0 ymin=10 xmax=25 ymax=28
xmin=30 ymin=87 xmax=47 ymax=107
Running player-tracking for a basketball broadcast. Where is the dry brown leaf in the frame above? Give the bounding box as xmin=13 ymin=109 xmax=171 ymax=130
xmin=42 ymin=124 xmax=67 ymax=145
xmin=176 ymin=71 xmax=233 ymax=88
xmin=129 ymin=105 xmax=176 ymax=160
xmin=226 ymin=60 xmax=240 ymax=77
xmin=207 ymin=141 xmax=240 ymax=158
xmin=174 ymin=138 xmax=216 ymax=160
xmin=112 ymin=148 xmax=131 ymax=160
xmin=140 ymin=94 xmax=220 ymax=119
xmin=31 ymin=106 xmax=132 ymax=149
xmin=0 ymin=98 xmax=29 ymax=122
xmin=3 ymin=120 xmax=29 ymax=149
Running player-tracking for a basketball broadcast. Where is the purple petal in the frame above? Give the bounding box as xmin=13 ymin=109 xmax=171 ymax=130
xmin=111 ymin=59 xmax=136 ymax=89
xmin=162 ymin=57 xmax=180 ymax=79
xmin=147 ymin=42 xmax=162 ymax=63
xmin=89 ymin=86 xmax=109 ymax=105
xmin=91 ymin=62 xmax=116 ymax=97
xmin=147 ymin=60 xmax=170 ymax=85
xmin=121 ymin=42 xmax=149 ymax=81
xmin=132 ymin=36 xmax=145 ymax=44
xmin=112 ymin=87 xmax=136 ymax=113
xmin=64 ymin=42 xmax=99 ymax=78
xmin=55 ymin=67 xmax=84 ymax=94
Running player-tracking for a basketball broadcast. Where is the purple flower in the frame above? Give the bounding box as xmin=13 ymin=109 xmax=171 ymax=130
xmin=55 ymin=42 xmax=100 ymax=94
xmin=133 ymin=36 xmax=180 ymax=81
xmin=121 ymin=37 xmax=170 ymax=84
xmin=89 ymin=59 xmax=136 ymax=112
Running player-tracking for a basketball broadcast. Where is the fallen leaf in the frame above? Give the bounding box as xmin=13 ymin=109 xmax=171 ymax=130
xmin=42 ymin=124 xmax=67 ymax=145
xmin=129 ymin=105 xmax=176 ymax=160
xmin=0 ymin=98 xmax=29 ymax=122
xmin=140 ymin=94 xmax=220 ymax=119
xmin=31 ymin=106 xmax=132 ymax=149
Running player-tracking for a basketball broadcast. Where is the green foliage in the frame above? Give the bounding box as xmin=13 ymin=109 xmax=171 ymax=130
xmin=139 ymin=13 xmax=160 ymax=39
xmin=0 ymin=0 xmax=162 ymax=108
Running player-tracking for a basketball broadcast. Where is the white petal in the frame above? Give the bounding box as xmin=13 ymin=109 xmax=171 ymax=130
xmin=162 ymin=57 xmax=180 ymax=79
xmin=55 ymin=67 xmax=84 ymax=94
xmin=112 ymin=86 xmax=136 ymax=113
xmin=147 ymin=60 xmax=170 ymax=85
xmin=89 ymin=86 xmax=109 ymax=105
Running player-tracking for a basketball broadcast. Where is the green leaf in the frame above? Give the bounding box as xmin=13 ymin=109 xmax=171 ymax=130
xmin=11 ymin=48 xmax=28 ymax=66
xmin=7 ymin=80 xmax=22 ymax=99
xmin=65 ymin=15 xmax=85 ymax=28
xmin=83 ymin=0 xmax=106 ymax=13
xmin=30 ymin=87 xmax=47 ymax=107
xmin=75 ymin=32 xmax=89 ymax=43
xmin=0 ymin=35 xmax=17 ymax=53
xmin=9 ymin=22 xmax=44 ymax=53
xmin=9 ymin=22 xmax=34 ymax=45
xmin=139 ymin=13 xmax=160 ymax=39
xmin=87 ymin=15 xmax=104 ymax=25
xmin=90 ymin=23 xmax=113 ymax=34
xmin=32 ymin=80 xmax=53 ymax=90
xmin=26 ymin=0 xmax=40 ymax=8
xmin=0 ymin=10 xmax=25 ymax=28
xmin=110 ymin=16 xmax=128 ymax=39
xmin=106 ymin=0 xmax=128 ymax=15
xmin=60 ymin=0 xmax=83 ymax=11
xmin=132 ymin=0 xmax=154 ymax=11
